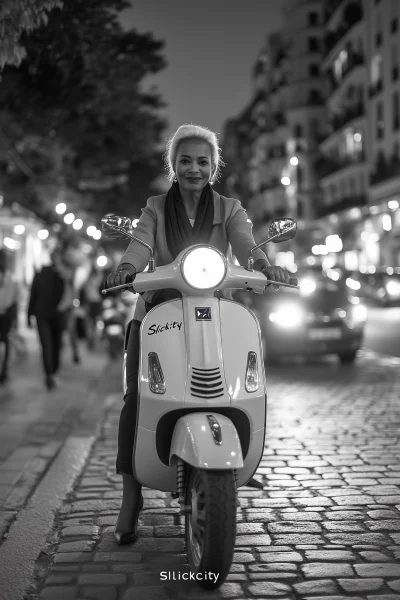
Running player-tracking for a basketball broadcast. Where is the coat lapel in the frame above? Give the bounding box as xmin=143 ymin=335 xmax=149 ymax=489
xmin=212 ymin=191 xmax=222 ymax=225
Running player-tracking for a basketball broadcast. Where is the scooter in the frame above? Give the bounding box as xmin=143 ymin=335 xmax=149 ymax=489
xmin=101 ymin=214 xmax=299 ymax=589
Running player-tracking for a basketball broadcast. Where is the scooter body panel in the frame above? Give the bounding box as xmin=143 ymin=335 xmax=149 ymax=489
xmin=133 ymin=297 xmax=267 ymax=489
xmin=169 ymin=412 xmax=244 ymax=469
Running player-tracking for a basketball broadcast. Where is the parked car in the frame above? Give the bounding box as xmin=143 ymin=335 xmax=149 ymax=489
xmin=330 ymin=267 xmax=400 ymax=306
xmin=240 ymin=268 xmax=368 ymax=365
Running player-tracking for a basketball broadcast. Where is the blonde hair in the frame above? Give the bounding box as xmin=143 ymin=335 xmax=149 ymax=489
xmin=164 ymin=124 xmax=224 ymax=183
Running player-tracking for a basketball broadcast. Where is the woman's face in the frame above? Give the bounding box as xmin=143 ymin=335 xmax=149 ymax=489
xmin=175 ymin=140 xmax=215 ymax=193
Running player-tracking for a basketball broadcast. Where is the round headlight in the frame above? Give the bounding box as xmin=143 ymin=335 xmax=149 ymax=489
xmin=181 ymin=246 xmax=227 ymax=290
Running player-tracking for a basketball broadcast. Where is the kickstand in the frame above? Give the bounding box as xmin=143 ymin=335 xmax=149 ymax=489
xmin=246 ymin=477 xmax=264 ymax=489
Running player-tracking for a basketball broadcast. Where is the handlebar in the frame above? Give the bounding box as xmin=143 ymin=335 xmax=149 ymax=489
xmin=102 ymin=277 xmax=300 ymax=295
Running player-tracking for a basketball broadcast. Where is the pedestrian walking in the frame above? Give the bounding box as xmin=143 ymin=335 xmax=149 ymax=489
xmin=104 ymin=124 xmax=291 ymax=544
xmin=0 ymin=248 xmax=19 ymax=384
xmin=81 ymin=264 xmax=104 ymax=349
xmin=27 ymin=242 xmax=83 ymax=389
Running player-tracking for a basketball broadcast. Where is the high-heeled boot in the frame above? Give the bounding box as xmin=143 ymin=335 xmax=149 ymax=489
xmin=114 ymin=473 xmax=143 ymax=545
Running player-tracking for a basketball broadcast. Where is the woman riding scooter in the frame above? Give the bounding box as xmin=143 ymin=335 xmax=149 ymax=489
xmin=105 ymin=124 xmax=291 ymax=545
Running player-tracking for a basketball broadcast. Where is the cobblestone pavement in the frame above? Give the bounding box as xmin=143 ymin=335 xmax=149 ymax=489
xmin=0 ymin=325 xmax=119 ymax=544
xmin=14 ymin=351 xmax=400 ymax=599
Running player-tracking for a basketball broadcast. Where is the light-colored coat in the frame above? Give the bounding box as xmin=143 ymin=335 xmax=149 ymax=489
xmin=120 ymin=191 xmax=269 ymax=321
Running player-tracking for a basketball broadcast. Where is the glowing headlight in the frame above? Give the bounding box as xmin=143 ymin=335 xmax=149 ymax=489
xmin=386 ymin=280 xmax=400 ymax=296
xmin=299 ymin=278 xmax=317 ymax=295
xmin=269 ymin=305 xmax=304 ymax=327
xmin=352 ymin=304 xmax=367 ymax=322
xmin=181 ymin=246 xmax=227 ymax=290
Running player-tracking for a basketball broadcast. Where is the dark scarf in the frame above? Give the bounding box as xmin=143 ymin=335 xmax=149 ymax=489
xmin=165 ymin=181 xmax=214 ymax=259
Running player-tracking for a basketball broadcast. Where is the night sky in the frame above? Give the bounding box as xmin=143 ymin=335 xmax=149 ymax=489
xmin=121 ymin=1 xmax=282 ymax=141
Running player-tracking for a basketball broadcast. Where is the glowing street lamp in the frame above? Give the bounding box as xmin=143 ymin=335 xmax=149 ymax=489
xmin=14 ymin=225 xmax=25 ymax=235
xmin=73 ymin=218 xmax=83 ymax=230
xmin=38 ymin=229 xmax=49 ymax=240
xmin=93 ymin=230 xmax=102 ymax=240
xmin=97 ymin=255 xmax=108 ymax=267
xmin=290 ymin=156 xmax=299 ymax=166
xmin=281 ymin=176 xmax=291 ymax=186
xmin=64 ymin=212 xmax=75 ymax=224
xmin=56 ymin=202 xmax=67 ymax=214
xmin=86 ymin=225 xmax=96 ymax=236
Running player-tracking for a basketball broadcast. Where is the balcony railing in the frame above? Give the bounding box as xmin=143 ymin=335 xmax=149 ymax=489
xmin=329 ymin=101 xmax=365 ymax=132
xmin=328 ymin=52 xmax=365 ymax=91
xmin=316 ymin=193 xmax=367 ymax=218
xmin=370 ymin=157 xmax=400 ymax=185
xmin=324 ymin=1 xmax=363 ymax=56
xmin=316 ymin=151 xmax=365 ymax=178
xmin=324 ymin=0 xmax=345 ymax=23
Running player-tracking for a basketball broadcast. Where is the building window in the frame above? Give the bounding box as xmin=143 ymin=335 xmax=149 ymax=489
xmin=375 ymin=14 xmax=383 ymax=46
xmin=308 ymin=89 xmax=323 ymax=104
xmin=308 ymin=37 xmax=319 ymax=52
xmin=376 ymin=102 xmax=384 ymax=139
xmin=294 ymin=124 xmax=303 ymax=138
xmin=392 ymin=44 xmax=399 ymax=80
xmin=308 ymin=11 xmax=319 ymax=26
xmin=309 ymin=63 xmax=320 ymax=77
xmin=393 ymin=92 xmax=400 ymax=130
xmin=391 ymin=0 xmax=398 ymax=33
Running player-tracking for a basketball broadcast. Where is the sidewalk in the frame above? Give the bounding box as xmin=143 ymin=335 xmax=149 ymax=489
xmin=0 ymin=323 xmax=121 ymax=545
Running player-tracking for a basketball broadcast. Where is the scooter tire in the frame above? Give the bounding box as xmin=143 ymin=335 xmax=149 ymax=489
xmin=185 ymin=468 xmax=237 ymax=589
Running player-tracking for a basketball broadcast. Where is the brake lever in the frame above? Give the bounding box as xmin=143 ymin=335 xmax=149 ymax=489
xmin=264 ymin=280 xmax=300 ymax=290
xmin=101 ymin=282 xmax=136 ymax=294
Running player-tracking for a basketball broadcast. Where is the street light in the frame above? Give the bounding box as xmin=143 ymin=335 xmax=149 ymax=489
xmin=97 ymin=255 xmax=108 ymax=267
xmin=64 ymin=212 xmax=75 ymax=224
xmin=14 ymin=225 xmax=25 ymax=235
xmin=93 ymin=230 xmax=101 ymax=240
xmin=290 ymin=156 xmax=299 ymax=166
xmin=87 ymin=225 xmax=96 ymax=236
xmin=56 ymin=203 xmax=67 ymax=214
xmin=38 ymin=229 xmax=49 ymax=240
xmin=73 ymin=218 xmax=83 ymax=230
xmin=281 ymin=176 xmax=291 ymax=186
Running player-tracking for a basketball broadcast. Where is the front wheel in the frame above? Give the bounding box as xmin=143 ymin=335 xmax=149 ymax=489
xmin=185 ymin=469 xmax=237 ymax=589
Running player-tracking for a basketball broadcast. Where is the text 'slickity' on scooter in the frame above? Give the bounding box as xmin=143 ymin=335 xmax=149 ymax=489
xmin=101 ymin=215 xmax=299 ymax=589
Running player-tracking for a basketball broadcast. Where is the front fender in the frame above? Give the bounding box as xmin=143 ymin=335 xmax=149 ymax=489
xmin=169 ymin=412 xmax=244 ymax=469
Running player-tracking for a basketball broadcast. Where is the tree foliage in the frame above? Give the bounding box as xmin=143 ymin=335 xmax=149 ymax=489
xmin=0 ymin=0 xmax=168 ymax=221
xmin=0 ymin=0 xmax=63 ymax=68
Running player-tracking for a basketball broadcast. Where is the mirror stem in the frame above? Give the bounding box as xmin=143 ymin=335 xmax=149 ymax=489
xmin=105 ymin=223 xmax=156 ymax=272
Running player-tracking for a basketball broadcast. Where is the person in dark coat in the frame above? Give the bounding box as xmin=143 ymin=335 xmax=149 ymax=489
xmin=27 ymin=243 xmax=83 ymax=389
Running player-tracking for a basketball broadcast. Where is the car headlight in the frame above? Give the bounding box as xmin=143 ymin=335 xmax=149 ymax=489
xmin=181 ymin=245 xmax=227 ymax=290
xmin=269 ymin=305 xmax=304 ymax=327
xmin=299 ymin=278 xmax=317 ymax=295
xmin=386 ymin=280 xmax=400 ymax=295
xmin=352 ymin=304 xmax=367 ymax=322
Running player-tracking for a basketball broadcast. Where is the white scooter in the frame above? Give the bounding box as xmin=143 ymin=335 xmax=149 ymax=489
xmin=101 ymin=215 xmax=298 ymax=589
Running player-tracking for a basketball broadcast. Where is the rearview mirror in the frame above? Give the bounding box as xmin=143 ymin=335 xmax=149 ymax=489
xmin=247 ymin=217 xmax=297 ymax=270
xmin=101 ymin=214 xmax=156 ymax=272
xmin=268 ymin=218 xmax=297 ymax=243
xmin=101 ymin=215 xmax=133 ymax=239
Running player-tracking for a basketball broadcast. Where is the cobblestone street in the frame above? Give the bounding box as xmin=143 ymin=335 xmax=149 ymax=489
xmin=5 ymin=350 xmax=398 ymax=600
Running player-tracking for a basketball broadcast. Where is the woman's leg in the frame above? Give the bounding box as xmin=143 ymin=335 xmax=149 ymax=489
xmin=114 ymin=320 xmax=143 ymax=540
xmin=116 ymin=320 xmax=141 ymax=475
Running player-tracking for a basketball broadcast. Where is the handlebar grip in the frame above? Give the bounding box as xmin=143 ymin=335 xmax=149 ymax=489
xmin=289 ymin=278 xmax=298 ymax=286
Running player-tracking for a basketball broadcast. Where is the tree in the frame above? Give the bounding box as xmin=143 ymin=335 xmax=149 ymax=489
xmin=0 ymin=0 xmax=63 ymax=68
xmin=0 ymin=0 xmax=168 ymax=221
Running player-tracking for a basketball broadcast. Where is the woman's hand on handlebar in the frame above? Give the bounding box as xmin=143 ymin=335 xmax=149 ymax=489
xmin=261 ymin=265 xmax=291 ymax=291
xmin=105 ymin=263 xmax=136 ymax=289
